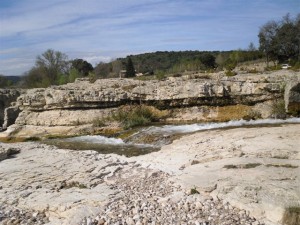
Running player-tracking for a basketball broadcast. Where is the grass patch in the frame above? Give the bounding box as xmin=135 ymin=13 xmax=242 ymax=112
xmin=272 ymin=155 xmax=289 ymax=159
xmin=122 ymin=84 xmax=137 ymax=91
xmin=225 ymin=70 xmax=237 ymax=77
xmin=266 ymin=164 xmax=298 ymax=168
xmin=60 ymin=181 xmax=87 ymax=189
xmin=282 ymin=206 xmax=300 ymax=225
xmin=24 ymin=137 xmax=41 ymax=142
xmin=112 ymin=105 xmax=169 ymax=129
xmin=190 ymin=187 xmax=200 ymax=195
xmin=224 ymin=163 xmax=262 ymax=169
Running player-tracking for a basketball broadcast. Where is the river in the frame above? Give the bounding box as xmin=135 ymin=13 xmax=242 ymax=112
xmin=42 ymin=118 xmax=300 ymax=157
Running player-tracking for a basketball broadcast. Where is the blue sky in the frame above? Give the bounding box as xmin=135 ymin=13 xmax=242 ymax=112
xmin=0 ymin=0 xmax=299 ymax=75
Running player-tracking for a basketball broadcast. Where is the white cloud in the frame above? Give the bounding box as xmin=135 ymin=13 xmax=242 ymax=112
xmin=0 ymin=0 xmax=299 ymax=75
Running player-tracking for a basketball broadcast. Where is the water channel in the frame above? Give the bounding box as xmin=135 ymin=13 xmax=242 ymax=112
xmin=43 ymin=118 xmax=300 ymax=157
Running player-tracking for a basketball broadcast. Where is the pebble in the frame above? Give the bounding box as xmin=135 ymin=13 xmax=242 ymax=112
xmin=82 ymin=167 xmax=265 ymax=225
xmin=0 ymin=206 xmax=48 ymax=225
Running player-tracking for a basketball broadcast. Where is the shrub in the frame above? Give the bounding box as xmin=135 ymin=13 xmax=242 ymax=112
xmin=225 ymin=70 xmax=237 ymax=77
xmin=243 ymin=109 xmax=262 ymax=120
xmin=282 ymin=206 xmax=300 ymax=225
xmin=190 ymin=187 xmax=200 ymax=195
xmin=224 ymin=163 xmax=262 ymax=169
xmin=266 ymin=164 xmax=298 ymax=168
xmin=112 ymin=105 xmax=168 ymax=129
xmin=155 ymin=71 xmax=165 ymax=80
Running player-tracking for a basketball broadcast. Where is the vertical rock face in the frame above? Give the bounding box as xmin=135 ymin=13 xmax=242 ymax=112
xmin=0 ymin=89 xmax=21 ymax=129
xmin=285 ymin=80 xmax=300 ymax=113
xmin=2 ymin=106 xmax=21 ymax=130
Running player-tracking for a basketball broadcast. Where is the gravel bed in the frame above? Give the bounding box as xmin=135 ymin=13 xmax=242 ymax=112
xmin=83 ymin=168 xmax=264 ymax=225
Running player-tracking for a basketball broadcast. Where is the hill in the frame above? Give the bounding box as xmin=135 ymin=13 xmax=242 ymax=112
xmin=94 ymin=50 xmax=263 ymax=78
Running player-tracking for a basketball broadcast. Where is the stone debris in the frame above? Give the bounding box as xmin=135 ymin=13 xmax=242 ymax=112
xmin=83 ymin=168 xmax=264 ymax=225
xmin=0 ymin=206 xmax=48 ymax=225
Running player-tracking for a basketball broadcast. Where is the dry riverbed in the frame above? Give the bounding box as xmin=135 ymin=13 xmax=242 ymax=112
xmin=0 ymin=124 xmax=299 ymax=225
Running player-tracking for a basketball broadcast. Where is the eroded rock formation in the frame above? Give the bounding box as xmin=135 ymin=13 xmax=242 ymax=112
xmin=0 ymin=89 xmax=21 ymax=129
xmin=0 ymin=71 xmax=299 ymax=137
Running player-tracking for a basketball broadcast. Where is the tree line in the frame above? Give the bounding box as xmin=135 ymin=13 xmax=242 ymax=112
xmin=1 ymin=13 xmax=298 ymax=89
xmin=1 ymin=48 xmax=264 ymax=88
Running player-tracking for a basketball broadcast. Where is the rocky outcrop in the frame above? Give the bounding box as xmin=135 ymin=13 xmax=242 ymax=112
xmin=16 ymin=75 xmax=285 ymax=111
xmin=285 ymin=77 xmax=300 ymax=113
xmin=1 ymin=71 xmax=299 ymax=138
xmin=0 ymin=145 xmax=20 ymax=161
xmin=0 ymin=89 xmax=21 ymax=128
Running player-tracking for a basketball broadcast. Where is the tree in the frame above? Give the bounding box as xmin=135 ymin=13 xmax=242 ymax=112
xmin=258 ymin=13 xmax=300 ymax=65
xmin=126 ymin=57 xmax=136 ymax=77
xmin=200 ymin=53 xmax=216 ymax=69
xmin=22 ymin=67 xmax=51 ymax=88
xmin=94 ymin=62 xmax=112 ymax=78
xmin=248 ymin=42 xmax=256 ymax=51
xmin=0 ymin=75 xmax=11 ymax=88
xmin=71 ymin=59 xmax=93 ymax=77
xmin=36 ymin=49 xmax=70 ymax=83
xmin=258 ymin=20 xmax=279 ymax=66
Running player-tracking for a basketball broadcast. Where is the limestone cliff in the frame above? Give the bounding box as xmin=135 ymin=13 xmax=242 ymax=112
xmin=1 ymin=71 xmax=300 ymax=137
xmin=0 ymin=89 xmax=21 ymax=129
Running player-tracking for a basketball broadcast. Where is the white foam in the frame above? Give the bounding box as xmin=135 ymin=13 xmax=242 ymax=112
xmin=67 ymin=135 xmax=125 ymax=145
xmin=147 ymin=118 xmax=300 ymax=134
xmin=65 ymin=118 xmax=300 ymax=145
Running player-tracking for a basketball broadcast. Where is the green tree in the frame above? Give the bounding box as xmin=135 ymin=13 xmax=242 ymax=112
xmin=71 ymin=59 xmax=93 ymax=77
xmin=94 ymin=62 xmax=112 ymax=78
xmin=0 ymin=75 xmax=10 ymax=88
xmin=258 ymin=20 xmax=279 ymax=66
xmin=259 ymin=13 xmax=300 ymax=64
xmin=68 ymin=68 xmax=80 ymax=83
xmin=22 ymin=67 xmax=50 ymax=88
xmin=126 ymin=57 xmax=136 ymax=77
xmin=200 ymin=53 xmax=216 ymax=69
xmin=36 ymin=49 xmax=70 ymax=84
xmin=248 ymin=42 xmax=256 ymax=52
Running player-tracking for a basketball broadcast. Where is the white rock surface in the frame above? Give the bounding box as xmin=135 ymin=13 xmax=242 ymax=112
xmin=0 ymin=123 xmax=299 ymax=225
xmin=134 ymin=124 xmax=300 ymax=225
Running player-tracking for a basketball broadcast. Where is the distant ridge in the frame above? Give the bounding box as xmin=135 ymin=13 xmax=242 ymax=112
xmin=5 ymin=76 xmax=21 ymax=84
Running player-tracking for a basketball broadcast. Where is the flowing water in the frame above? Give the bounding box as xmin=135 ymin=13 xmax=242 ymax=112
xmin=43 ymin=118 xmax=300 ymax=157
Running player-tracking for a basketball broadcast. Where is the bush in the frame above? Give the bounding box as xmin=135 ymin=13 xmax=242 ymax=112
xmin=291 ymin=61 xmax=300 ymax=71
xmin=282 ymin=206 xmax=300 ymax=225
xmin=155 ymin=71 xmax=165 ymax=80
xmin=190 ymin=187 xmax=200 ymax=195
xmin=243 ymin=109 xmax=262 ymax=120
xmin=225 ymin=70 xmax=237 ymax=77
xmin=112 ymin=105 xmax=168 ymax=129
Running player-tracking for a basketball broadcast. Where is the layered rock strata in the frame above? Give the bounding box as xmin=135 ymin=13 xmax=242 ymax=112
xmin=1 ymin=71 xmax=300 ymax=137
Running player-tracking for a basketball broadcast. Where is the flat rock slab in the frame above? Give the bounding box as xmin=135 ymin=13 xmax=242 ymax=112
xmin=0 ymin=142 xmax=128 ymax=224
xmin=134 ymin=124 xmax=300 ymax=225
xmin=0 ymin=123 xmax=299 ymax=225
